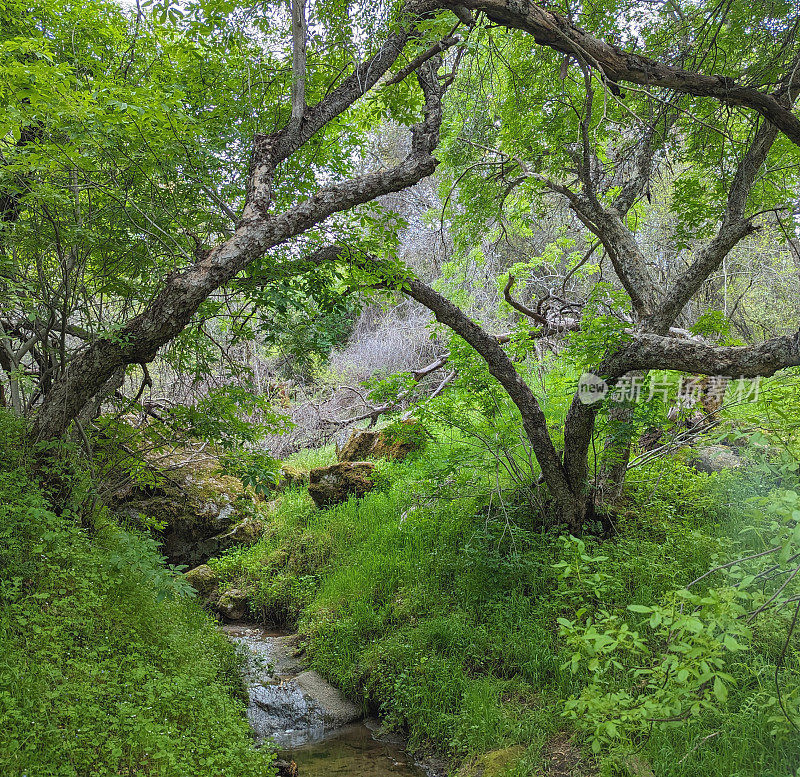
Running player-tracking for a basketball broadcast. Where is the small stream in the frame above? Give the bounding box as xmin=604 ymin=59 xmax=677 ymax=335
xmin=288 ymin=724 xmax=427 ymax=776
xmin=224 ymin=625 xmax=428 ymax=777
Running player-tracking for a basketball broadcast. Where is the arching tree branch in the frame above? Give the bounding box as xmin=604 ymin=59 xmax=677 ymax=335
xmin=438 ymin=0 xmax=800 ymax=147
xmin=601 ymin=331 xmax=800 ymax=379
xmin=31 ymin=28 xmax=447 ymax=442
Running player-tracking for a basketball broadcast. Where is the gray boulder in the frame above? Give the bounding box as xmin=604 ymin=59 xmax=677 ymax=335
xmin=337 ymin=421 xmax=423 ymax=463
xmin=293 ymin=670 xmax=362 ymax=727
xmin=690 ymin=445 xmax=743 ymax=473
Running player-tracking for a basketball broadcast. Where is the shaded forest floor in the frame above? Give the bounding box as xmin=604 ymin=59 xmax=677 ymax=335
xmin=2 ymin=406 xmax=800 ymax=776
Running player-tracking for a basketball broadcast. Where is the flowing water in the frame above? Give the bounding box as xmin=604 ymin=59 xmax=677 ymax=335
xmin=287 ymin=724 xmax=427 ymax=776
xmin=224 ymin=625 xmax=428 ymax=777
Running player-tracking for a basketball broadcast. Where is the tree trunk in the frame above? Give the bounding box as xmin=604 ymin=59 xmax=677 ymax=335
xmin=30 ymin=48 xmax=446 ymax=441
xmin=403 ymin=278 xmax=592 ymax=531
xmin=597 ymin=402 xmax=634 ymax=505
xmin=558 ymin=488 xmax=593 ymax=534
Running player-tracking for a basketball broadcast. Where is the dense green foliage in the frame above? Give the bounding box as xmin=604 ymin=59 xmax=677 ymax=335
xmin=0 ymin=413 xmax=274 ymax=777
xmin=0 ymin=0 xmax=456 ymax=412
xmin=209 ymin=374 xmax=800 ymax=776
xmin=3 ymin=0 xmax=800 ymax=773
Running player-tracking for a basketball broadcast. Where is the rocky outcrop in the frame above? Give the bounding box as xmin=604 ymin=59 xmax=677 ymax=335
xmin=337 ymin=421 xmax=423 ymax=463
xmin=275 ymin=464 xmax=309 ymax=492
xmin=337 ymin=429 xmax=379 ymax=462
xmin=108 ymin=462 xmax=263 ymax=567
xmin=184 ymin=564 xmax=219 ymax=601
xmin=308 ymin=461 xmax=376 ymax=508
xmin=184 ymin=565 xmax=254 ymax=621
xmin=213 ymin=516 xmax=264 ymax=545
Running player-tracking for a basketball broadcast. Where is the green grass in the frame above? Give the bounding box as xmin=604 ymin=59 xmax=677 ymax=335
xmin=284 ymin=443 xmax=337 ymax=470
xmin=210 ymin=419 xmax=800 ymax=775
xmin=0 ymin=412 xmax=275 ymax=777
xmin=5 ymin=361 xmax=798 ymax=777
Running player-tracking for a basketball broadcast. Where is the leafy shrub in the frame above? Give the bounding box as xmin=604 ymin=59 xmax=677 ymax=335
xmin=220 ymin=448 xmax=282 ymax=495
xmin=0 ymin=411 xmax=274 ymax=777
xmin=165 ymin=384 xmax=292 ymax=449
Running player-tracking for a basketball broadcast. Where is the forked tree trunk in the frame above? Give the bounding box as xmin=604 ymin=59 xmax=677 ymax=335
xmin=29 ymin=34 xmax=446 ymax=442
xmin=405 ymin=278 xmax=596 ymax=532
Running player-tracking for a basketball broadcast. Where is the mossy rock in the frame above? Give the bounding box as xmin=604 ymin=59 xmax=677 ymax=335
xmin=308 ymin=461 xmax=376 ymax=508
xmin=183 ymin=471 xmax=245 ymax=508
xmin=215 ymin=516 xmax=265 ymax=545
xmin=108 ymin=456 xmax=256 ymax=566
xmin=337 ymin=429 xmax=380 ymax=462
xmin=184 ymin=564 xmax=219 ymax=598
xmin=337 ymin=420 xmax=424 ymax=463
xmin=458 ymin=746 xmax=525 ymax=777
xmin=216 ymin=588 xmax=249 ymax=621
xmin=372 ymin=419 xmax=426 ymax=460
xmin=276 ymin=464 xmax=310 ymax=492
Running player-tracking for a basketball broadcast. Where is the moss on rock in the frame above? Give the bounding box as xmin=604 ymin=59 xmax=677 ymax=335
xmin=307 ymin=461 xmax=376 ymax=508
xmin=337 ymin=420 xmax=425 ymax=464
xmin=184 ymin=564 xmax=219 ymax=597
xmin=277 ymin=464 xmax=310 ymax=492
xmin=108 ymin=454 xmax=260 ymax=566
xmin=217 ymin=588 xmax=250 ymax=621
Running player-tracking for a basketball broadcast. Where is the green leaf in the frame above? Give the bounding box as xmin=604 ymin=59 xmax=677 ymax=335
xmin=722 ymin=634 xmax=745 ymax=652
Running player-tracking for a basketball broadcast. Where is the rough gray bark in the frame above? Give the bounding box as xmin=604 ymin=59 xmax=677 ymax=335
xmin=403 ymin=277 xmax=590 ymax=529
xmin=601 ymin=331 xmax=800 ymax=379
xmin=75 ymin=366 xmax=125 ymax=427
xmin=30 ymin=18 xmax=445 ymax=442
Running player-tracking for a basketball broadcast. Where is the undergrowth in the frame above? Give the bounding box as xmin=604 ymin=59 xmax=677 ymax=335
xmin=0 ymin=411 xmax=274 ymax=777
xmin=209 ymin=415 xmax=800 ymax=776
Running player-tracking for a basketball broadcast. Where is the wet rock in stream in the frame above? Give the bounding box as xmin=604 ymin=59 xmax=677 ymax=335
xmin=224 ymin=625 xmax=430 ymax=776
xmin=223 ymin=625 xmax=360 ymax=748
xmin=274 ymin=758 xmax=299 ymax=777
